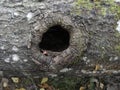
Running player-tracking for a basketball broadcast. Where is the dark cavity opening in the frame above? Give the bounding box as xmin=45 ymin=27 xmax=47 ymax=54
xmin=39 ymin=25 xmax=70 ymax=52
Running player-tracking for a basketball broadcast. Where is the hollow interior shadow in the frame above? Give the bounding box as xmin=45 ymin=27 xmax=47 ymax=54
xmin=39 ymin=25 xmax=70 ymax=52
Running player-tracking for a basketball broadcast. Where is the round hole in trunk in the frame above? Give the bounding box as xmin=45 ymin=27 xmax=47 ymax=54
xmin=39 ymin=25 xmax=70 ymax=52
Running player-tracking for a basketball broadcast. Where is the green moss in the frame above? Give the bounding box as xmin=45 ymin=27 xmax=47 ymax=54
xmin=49 ymin=76 xmax=90 ymax=90
xmin=100 ymin=7 xmax=107 ymax=16
xmin=74 ymin=0 xmax=120 ymax=19
xmin=115 ymin=32 xmax=120 ymax=37
xmin=114 ymin=32 xmax=120 ymax=53
xmin=115 ymin=45 xmax=120 ymax=53
xmin=49 ymin=77 xmax=78 ymax=90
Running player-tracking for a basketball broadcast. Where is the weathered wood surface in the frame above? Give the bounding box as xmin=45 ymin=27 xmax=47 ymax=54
xmin=0 ymin=0 xmax=120 ymax=78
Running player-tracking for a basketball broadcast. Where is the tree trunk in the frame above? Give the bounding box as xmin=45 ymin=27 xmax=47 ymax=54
xmin=0 ymin=0 xmax=120 ymax=78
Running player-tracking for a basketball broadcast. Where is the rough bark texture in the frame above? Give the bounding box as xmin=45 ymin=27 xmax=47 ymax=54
xmin=0 ymin=0 xmax=120 ymax=79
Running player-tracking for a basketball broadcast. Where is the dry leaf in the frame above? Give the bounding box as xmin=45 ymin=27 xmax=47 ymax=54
xmin=40 ymin=88 xmax=45 ymax=90
xmin=39 ymin=83 xmax=49 ymax=88
xmin=3 ymin=82 xmax=8 ymax=87
xmin=41 ymin=77 xmax=48 ymax=84
xmin=100 ymin=82 xmax=104 ymax=89
xmin=95 ymin=64 xmax=100 ymax=71
xmin=11 ymin=77 xmax=19 ymax=83
xmin=19 ymin=88 xmax=26 ymax=90
xmin=42 ymin=83 xmax=49 ymax=88
xmin=79 ymin=86 xmax=85 ymax=90
xmin=15 ymin=88 xmax=26 ymax=90
xmin=2 ymin=78 xmax=9 ymax=87
xmin=39 ymin=83 xmax=54 ymax=90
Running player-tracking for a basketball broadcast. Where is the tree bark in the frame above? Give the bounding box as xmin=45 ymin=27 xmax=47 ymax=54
xmin=0 ymin=0 xmax=120 ymax=77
